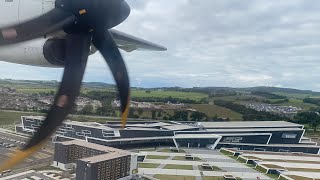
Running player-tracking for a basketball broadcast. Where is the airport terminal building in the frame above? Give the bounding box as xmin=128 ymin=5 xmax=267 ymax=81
xmin=16 ymin=116 xmax=320 ymax=154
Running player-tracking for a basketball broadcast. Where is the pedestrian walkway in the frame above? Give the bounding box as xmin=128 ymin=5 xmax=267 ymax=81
xmin=138 ymin=168 xmax=270 ymax=180
xmin=139 ymin=149 xmax=271 ymax=180
xmin=139 ymin=151 xmax=230 ymax=160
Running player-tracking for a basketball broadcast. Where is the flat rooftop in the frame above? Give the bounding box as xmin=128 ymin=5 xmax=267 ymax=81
xmin=59 ymin=140 xmax=131 ymax=164
xmin=177 ymin=127 xmax=303 ymax=133
xmin=197 ymin=121 xmax=303 ymax=129
xmin=21 ymin=116 xmax=304 ymax=132
xmin=60 ymin=140 xmax=130 ymax=154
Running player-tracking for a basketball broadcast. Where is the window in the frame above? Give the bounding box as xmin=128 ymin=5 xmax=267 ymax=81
xmin=281 ymin=133 xmax=297 ymax=139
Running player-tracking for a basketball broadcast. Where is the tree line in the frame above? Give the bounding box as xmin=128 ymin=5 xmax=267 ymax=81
xmin=251 ymin=91 xmax=287 ymax=99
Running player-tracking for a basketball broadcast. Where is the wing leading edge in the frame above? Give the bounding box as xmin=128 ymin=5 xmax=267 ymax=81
xmin=110 ymin=29 xmax=167 ymax=52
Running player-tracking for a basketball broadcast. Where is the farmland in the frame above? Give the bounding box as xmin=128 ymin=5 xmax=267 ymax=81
xmin=2 ymin=79 xmax=320 ymax=123
xmin=190 ymin=104 xmax=242 ymax=120
xmin=131 ymin=90 xmax=208 ymax=101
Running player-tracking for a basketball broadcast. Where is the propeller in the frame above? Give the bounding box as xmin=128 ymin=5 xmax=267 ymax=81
xmin=0 ymin=0 xmax=131 ymax=171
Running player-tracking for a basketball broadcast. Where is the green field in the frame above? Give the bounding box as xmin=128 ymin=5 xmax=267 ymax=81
xmin=131 ymin=90 xmax=208 ymax=101
xmin=273 ymin=92 xmax=313 ymax=99
xmin=146 ymin=155 xmax=170 ymax=159
xmin=16 ymin=88 xmax=56 ymax=94
xmin=286 ymin=175 xmax=313 ymax=180
xmin=198 ymin=165 xmax=222 ymax=171
xmin=14 ymin=88 xmax=209 ymax=101
xmin=138 ymin=163 xmax=160 ymax=168
xmin=172 ymin=156 xmax=202 ymax=161
xmin=154 ymin=175 xmax=196 ymax=180
xmin=278 ymin=98 xmax=317 ymax=110
xmin=163 ymin=164 xmax=193 ymax=170
xmin=203 ymin=177 xmax=225 ymax=180
xmin=158 ymin=148 xmax=186 ymax=153
xmin=191 ymin=104 xmax=242 ymax=120
xmin=0 ymin=110 xmax=43 ymax=127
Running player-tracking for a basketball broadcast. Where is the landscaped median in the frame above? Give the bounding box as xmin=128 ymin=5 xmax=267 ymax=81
xmin=255 ymin=164 xmax=269 ymax=174
xmin=219 ymin=148 xmax=236 ymax=156
xmin=254 ymin=164 xmax=280 ymax=179
xmin=146 ymin=155 xmax=170 ymax=159
xmin=163 ymin=164 xmax=194 ymax=170
xmin=278 ymin=174 xmax=313 ymax=180
xmin=172 ymin=156 xmax=202 ymax=161
xmin=236 ymin=156 xmax=248 ymax=163
xmin=157 ymin=148 xmax=186 ymax=153
xmin=153 ymin=174 xmax=196 ymax=180
xmin=138 ymin=163 xmax=160 ymax=168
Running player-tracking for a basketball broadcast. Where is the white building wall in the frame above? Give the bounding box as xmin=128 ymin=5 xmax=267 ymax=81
xmin=130 ymin=153 xmax=138 ymax=174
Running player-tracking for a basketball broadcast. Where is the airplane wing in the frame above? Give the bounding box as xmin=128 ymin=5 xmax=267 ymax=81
xmin=109 ymin=29 xmax=167 ymax=52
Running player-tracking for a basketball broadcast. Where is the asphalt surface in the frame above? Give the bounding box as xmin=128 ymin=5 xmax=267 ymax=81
xmin=0 ymin=130 xmax=54 ymax=176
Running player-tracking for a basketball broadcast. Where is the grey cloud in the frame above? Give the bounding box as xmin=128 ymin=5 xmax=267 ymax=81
xmin=1 ymin=0 xmax=320 ymax=90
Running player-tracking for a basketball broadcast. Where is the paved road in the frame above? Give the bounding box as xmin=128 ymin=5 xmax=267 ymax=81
xmin=1 ymin=170 xmax=71 ymax=180
xmin=0 ymin=131 xmax=54 ymax=175
xmin=192 ymin=164 xmax=201 ymax=180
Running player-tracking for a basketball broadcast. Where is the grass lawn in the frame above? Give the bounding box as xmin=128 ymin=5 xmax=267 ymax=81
xmin=265 ymin=174 xmax=279 ymax=179
xmin=190 ymin=104 xmax=242 ymax=120
xmin=273 ymin=92 xmax=312 ymax=99
xmin=243 ymin=156 xmax=262 ymax=160
xmin=0 ymin=110 xmax=43 ymax=127
xmin=287 ymin=167 xmax=320 ymax=172
xmin=137 ymin=148 xmax=158 ymax=152
xmin=138 ymin=163 xmax=160 ymax=168
xmin=154 ymin=175 xmax=196 ymax=180
xmin=163 ymin=164 xmax=193 ymax=170
xmin=261 ymin=164 xmax=285 ymax=169
xmin=16 ymin=88 xmax=56 ymax=94
xmin=198 ymin=165 xmax=223 ymax=171
xmin=131 ymin=90 xmax=208 ymax=101
xmin=278 ymin=98 xmax=317 ymax=110
xmin=158 ymin=148 xmax=186 ymax=153
xmin=203 ymin=177 xmax=242 ymax=180
xmin=264 ymin=158 xmax=320 ymax=164
xmin=172 ymin=156 xmax=202 ymax=161
xmin=202 ymin=177 xmax=224 ymax=180
xmin=146 ymin=155 xmax=170 ymax=159
xmin=286 ymin=175 xmax=313 ymax=180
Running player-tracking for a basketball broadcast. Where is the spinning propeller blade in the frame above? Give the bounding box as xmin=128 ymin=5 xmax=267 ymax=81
xmin=0 ymin=0 xmax=154 ymax=171
xmin=0 ymin=9 xmax=75 ymax=45
xmin=0 ymin=33 xmax=91 ymax=171
xmin=93 ymin=30 xmax=130 ymax=127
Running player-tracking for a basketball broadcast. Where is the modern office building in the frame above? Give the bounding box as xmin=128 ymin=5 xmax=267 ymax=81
xmin=16 ymin=116 xmax=320 ymax=154
xmin=53 ymin=140 xmax=137 ymax=180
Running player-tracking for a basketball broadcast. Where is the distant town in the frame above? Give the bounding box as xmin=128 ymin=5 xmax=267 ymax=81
xmin=244 ymin=103 xmax=302 ymax=116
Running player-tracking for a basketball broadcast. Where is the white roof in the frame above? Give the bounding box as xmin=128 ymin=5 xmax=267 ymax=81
xmin=174 ymin=134 xmax=221 ymax=139
xmin=162 ymin=124 xmax=198 ymax=131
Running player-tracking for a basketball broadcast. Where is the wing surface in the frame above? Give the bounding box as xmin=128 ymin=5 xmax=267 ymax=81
xmin=110 ymin=29 xmax=167 ymax=52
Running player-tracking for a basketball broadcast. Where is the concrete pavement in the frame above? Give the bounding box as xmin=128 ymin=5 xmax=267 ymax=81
xmin=138 ymin=168 xmax=271 ymax=180
xmin=139 ymin=149 xmax=271 ymax=180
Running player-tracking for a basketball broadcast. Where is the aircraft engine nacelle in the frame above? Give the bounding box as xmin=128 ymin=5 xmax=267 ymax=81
xmin=0 ymin=38 xmax=64 ymax=67
xmin=0 ymin=38 xmax=96 ymax=68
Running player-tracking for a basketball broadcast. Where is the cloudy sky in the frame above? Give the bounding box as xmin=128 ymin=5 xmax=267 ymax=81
xmin=1 ymin=0 xmax=320 ymax=90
